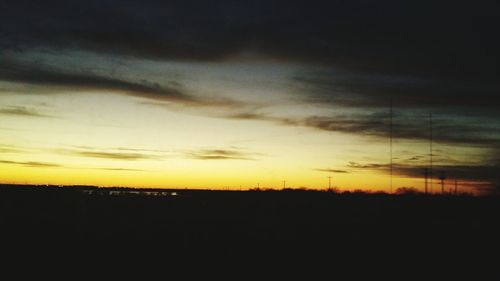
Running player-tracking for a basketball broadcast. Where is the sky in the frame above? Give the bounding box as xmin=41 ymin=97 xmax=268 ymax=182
xmin=1 ymin=0 xmax=500 ymax=193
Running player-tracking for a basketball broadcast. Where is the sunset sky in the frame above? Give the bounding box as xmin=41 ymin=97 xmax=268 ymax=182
xmin=1 ymin=1 xmax=499 ymax=193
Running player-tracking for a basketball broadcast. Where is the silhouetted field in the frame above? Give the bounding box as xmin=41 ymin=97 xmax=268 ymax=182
xmin=1 ymin=185 xmax=499 ymax=275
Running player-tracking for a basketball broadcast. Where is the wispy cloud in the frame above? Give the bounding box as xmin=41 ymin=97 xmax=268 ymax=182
xmin=347 ymin=162 xmax=388 ymax=170
xmin=186 ymin=148 xmax=259 ymax=160
xmin=73 ymin=151 xmax=159 ymax=161
xmin=0 ymin=145 xmax=21 ymax=153
xmin=0 ymin=159 xmax=60 ymax=168
xmin=0 ymin=106 xmax=51 ymax=118
xmin=93 ymin=167 xmax=145 ymax=172
xmin=77 ymin=151 xmax=150 ymax=160
xmin=314 ymin=168 xmax=350 ymax=174
xmin=59 ymin=146 xmax=166 ymax=161
xmin=72 ymin=146 xmax=171 ymax=154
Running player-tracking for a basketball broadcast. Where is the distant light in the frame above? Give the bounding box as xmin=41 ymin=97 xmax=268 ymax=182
xmin=171 ymin=192 xmax=178 ymax=196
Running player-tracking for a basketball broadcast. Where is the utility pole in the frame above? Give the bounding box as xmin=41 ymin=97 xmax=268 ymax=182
xmin=283 ymin=180 xmax=286 ymax=189
xmin=455 ymin=179 xmax=458 ymax=195
xmin=328 ymin=176 xmax=332 ymax=189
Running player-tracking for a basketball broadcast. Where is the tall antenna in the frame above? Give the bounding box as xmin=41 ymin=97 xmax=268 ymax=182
xmin=390 ymin=96 xmax=393 ymax=194
xmin=424 ymin=168 xmax=429 ymax=194
xmin=429 ymin=112 xmax=433 ymax=194
xmin=283 ymin=180 xmax=286 ymax=189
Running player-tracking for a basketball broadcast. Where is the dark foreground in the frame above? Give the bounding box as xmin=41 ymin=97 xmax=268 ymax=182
xmin=1 ymin=185 xmax=499 ymax=276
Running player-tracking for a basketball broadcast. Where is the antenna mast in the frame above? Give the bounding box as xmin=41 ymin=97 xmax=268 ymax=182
xmin=390 ymin=96 xmax=393 ymax=194
xmin=429 ymin=112 xmax=433 ymax=193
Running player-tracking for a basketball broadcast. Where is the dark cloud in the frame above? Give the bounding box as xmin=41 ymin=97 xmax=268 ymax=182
xmin=2 ymin=1 xmax=499 ymax=126
xmin=0 ymin=0 xmax=500 ymax=77
xmin=0 ymin=57 xmax=248 ymax=108
xmin=302 ymin=115 xmax=500 ymax=147
xmin=186 ymin=149 xmax=258 ymax=160
xmin=346 ymin=161 xmax=500 ymax=192
xmin=0 ymin=59 xmax=214 ymax=105
xmin=225 ymin=111 xmax=500 ymax=147
xmin=314 ymin=168 xmax=349 ymax=174
xmin=1 ymin=1 xmax=498 ymax=81
xmin=1 ymin=0 xmax=499 ymax=187
xmin=0 ymin=106 xmax=51 ymax=118
xmin=292 ymin=71 xmax=500 ymax=109
xmin=0 ymin=159 xmax=60 ymax=168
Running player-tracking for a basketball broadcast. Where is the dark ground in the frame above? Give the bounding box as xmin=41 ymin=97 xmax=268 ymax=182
xmin=1 ymin=185 xmax=499 ymax=277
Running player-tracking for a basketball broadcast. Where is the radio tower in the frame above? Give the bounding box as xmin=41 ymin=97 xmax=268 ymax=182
xmin=429 ymin=112 xmax=433 ymax=194
xmin=390 ymin=96 xmax=393 ymax=194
